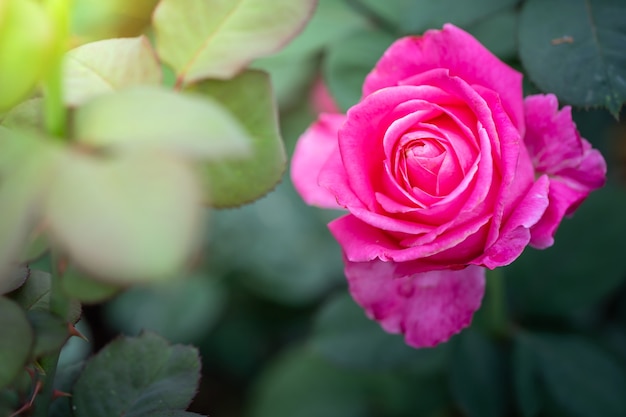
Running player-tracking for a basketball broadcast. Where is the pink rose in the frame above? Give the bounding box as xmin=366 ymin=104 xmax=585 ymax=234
xmin=290 ymin=24 xmax=606 ymax=348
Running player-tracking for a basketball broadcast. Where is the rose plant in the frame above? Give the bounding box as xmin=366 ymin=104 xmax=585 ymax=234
xmin=291 ymin=24 xmax=606 ymax=348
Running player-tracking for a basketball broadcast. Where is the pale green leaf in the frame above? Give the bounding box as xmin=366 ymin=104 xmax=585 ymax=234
xmin=0 ymin=129 xmax=58 ymax=284
xmin=74 ymin=86 xmax=251 ymax=159
xmin=64 ymin=36 xmax=162 ymax=106
xmin=44 ymin=150 xmax=204 ymax=284
xmin=189 ymin=70 xmax=286 ymax=207
xmin=153 ymin=0 xmax=318 ymax=84
xmin=0 ymin=98 xmax=43 ymax=130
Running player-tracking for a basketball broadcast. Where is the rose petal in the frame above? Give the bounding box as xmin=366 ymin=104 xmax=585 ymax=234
xmin=363 ymin=24 xmax=524 ymax=130
xmin=523 ymin=94 xmax=607 ymax=248
xmin=478 ymin=174 xmax=550 ymax=268
xmin=290 ymin=113 xmax=346 ymax=209
xmin=345 ymin=259 xmax=486 ymax=348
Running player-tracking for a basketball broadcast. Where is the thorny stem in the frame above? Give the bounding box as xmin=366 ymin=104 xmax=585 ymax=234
xmin=33 ymin=1 xmax=73 ymax=415
xmin=31 ymin=254 xmax=67 ymax=417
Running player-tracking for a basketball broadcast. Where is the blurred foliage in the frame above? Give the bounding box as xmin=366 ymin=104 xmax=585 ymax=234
xmin=2 ymin=0 xmax=626 ymax=416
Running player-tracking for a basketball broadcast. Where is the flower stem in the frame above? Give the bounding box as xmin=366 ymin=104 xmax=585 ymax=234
xmin=32 ymin=254 xmax=67 ymax=417
xmin=43 ymin=0 xmax=72 ymax=138
xmin=485 ymin=268 xmax=508 ymax=338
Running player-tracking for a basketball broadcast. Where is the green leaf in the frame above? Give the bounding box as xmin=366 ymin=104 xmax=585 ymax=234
xmin=506 ymin=186 xmax=626 ymax=317
xmin=0 ymin=266 xmax=29 ymax=295
xmin=61 ymin=265 xmax=121 ymax=304
xmin=71 ymin=0 xmax=160 ymax=44
xmin=519 ymin=333 xmax=626 ymax=417
xmin=27 ymin=310 xmax=68 ymax=358
xmin=153 ymin=0 xmax=317 ymax=84
xmin=311 ymin=292 xmax=449 ymax=372
xmin=0 ymin=297 xmax=33 ymax=389
xmin=449 ymin=330 xmax=509 ymax=417
xmin=519 ymin=0 xmax=626 ymax=116
xmin=9 ymin=269 xmax=82 ymax=323
xmin=74 ymin=86 xmax=251 ymax=159
xmin=104 ymin=274 xmax=226 ymax=344
xmin=190 ymin=70 xmax=286 ymax=207
xmin=45 ymin=150 xmax=204 ymax=284
xmin=248 ymin=347 xmax=368 ymax=417
xmin=63 ymin=36 xmax=162 ymax=106
xmin=323 ymin=29 xmax=396 ymax=111
xmin=513 ymin=339 xmax=542 ymax=417
xmin=72 ymin=332 xmax=201 ymax=417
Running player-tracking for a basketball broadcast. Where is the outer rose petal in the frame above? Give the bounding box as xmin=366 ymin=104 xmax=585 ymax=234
xmin=345 ymin=260 xmax=486 ymax=348
xmin=290 ymin=113 xmax=346 ymax=209
xmin=523 ymin=94 xmax=607 ymax=248
xmin=363 ymin=24 xmax=524 ymax=130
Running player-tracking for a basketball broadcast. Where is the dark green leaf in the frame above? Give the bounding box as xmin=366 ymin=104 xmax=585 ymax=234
xmin=27 ymin=310 xmax=68 ymax=358
xmin=519 ymin=0 xmax=626 ymax=116
xmin=9 ymin=269 xmax=82 ymax=323
xmin=449 ymin=330 xmax=509 ymax=417
xmin=506 ymin=186 xmax=626 ymax=317
xmin=190 ymin=70 xmax=286 ymax=207
xmin=310 ymin=292 xmax=449 ymax=372
xmin=73 ymin=332 xmax=201 ymax=417
xmin=323 ymin=29 xmax=395 ymax=111
xmin=520 ymin=333 xmax=626 ymax=417
xmin=248 ymin=347 xmax=368 ymax=417
xmin=148 ymin=412 xmax=206 ymax=417
xmin=0 ymin=297 xmax=33 ymax=389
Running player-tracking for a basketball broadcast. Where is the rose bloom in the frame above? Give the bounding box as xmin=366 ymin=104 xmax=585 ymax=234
xmin=291 ymin=24 xmax=606 ymax=348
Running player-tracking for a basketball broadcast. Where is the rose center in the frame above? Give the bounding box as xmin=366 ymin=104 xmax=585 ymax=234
xmin=401 ymin=137 xmax=447 ymax=195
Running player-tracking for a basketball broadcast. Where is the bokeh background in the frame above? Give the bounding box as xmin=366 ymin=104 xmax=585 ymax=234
xmin=65 ymin=1 xmax=626 ymax=416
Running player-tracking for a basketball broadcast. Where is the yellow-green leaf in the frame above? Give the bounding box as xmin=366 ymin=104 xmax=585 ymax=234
xmin=44 ymin=150 xmax=204 ymax=284
xmin=153 ymin=0 xmax=318 ymax=84
xmin=0 ymin=0 xmax=55 ymax=111
xmin=64 ymin=36 xmax=162 ymax=106
xmin=74 ymin=86 xmax=251 ymax=159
